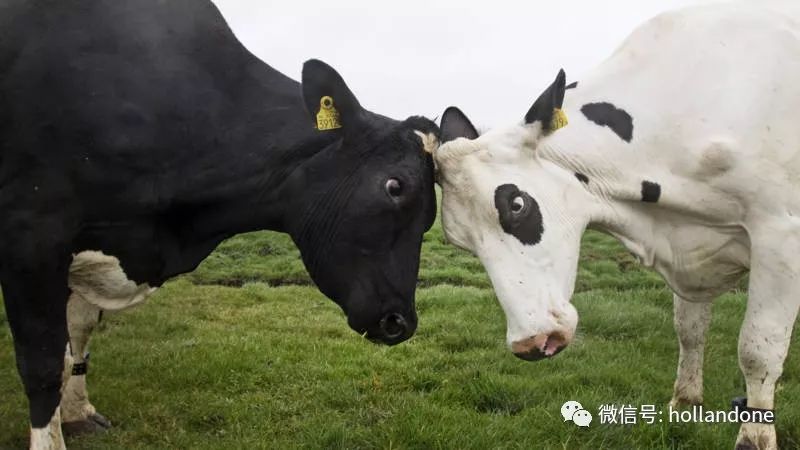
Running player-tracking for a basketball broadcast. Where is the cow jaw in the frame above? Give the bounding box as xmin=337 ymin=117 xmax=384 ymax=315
xmin=475 ymin=229 xmax=581 ymax=356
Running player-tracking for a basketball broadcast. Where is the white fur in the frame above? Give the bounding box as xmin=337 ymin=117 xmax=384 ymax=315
xmin=670 ymin=294 xmax=711 ymax=408
xmin=29 ymin=408 xmax=65 ymax=450
xmin=61 ymin=294 xmax=100 ymax=424
xmin=62 ymin=250 xmax=156 ymax=423
xmin=414 ymin=130 xmax=439 ymax=155
xmin=436 ymin=3 xmax=800 ymax=449
xmin=68 ymin=251 xmax=155 ymax=311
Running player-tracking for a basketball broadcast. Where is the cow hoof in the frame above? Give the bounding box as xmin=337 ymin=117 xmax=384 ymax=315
xmin=669 ymin=396 xmax=702 ymax=409
xmin=735 ymin=424 xmax=778 ymax=450
xmin=734 ymin=440 xmax=757 ymax=450
xmin=62 ymin=413 xmax=111 ymax=436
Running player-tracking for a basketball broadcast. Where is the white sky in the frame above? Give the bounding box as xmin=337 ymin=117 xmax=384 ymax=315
xmin=212 ymin=0 xmax=713 ymax=126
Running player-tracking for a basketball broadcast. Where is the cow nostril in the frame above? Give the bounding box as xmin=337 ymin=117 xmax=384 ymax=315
xmin=379 ymin=313 xmax=407 ymax=339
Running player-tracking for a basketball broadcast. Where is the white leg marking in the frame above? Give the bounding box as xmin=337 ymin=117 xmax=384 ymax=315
xmin=30 ymin=402 xmax=66 ymax=450
xmin=670 ymin=294 xmax=712 ymax=407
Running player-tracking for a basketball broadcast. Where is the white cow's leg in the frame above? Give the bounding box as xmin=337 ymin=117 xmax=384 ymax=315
xmin=56 ymin=250 xmax=155 ymax=437
xmin=60 ymin=293 xmax=110 ymax=435
xmin=669 ymin=294 xmax=712 ymax=407
xmin=735 ymin=231 xmax=800 ymax=450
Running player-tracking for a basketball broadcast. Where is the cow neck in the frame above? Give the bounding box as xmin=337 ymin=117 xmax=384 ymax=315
xmin=163 ymin=90 xmax=341 ymax=246
xmin=537 ymin=124 xmax=661 ymax=265
xmin=538 ymin=102 xmax=745 ymax=270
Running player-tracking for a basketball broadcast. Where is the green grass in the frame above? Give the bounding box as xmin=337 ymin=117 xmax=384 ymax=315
xmin=1 ymin=213 xmax=799 ymax=449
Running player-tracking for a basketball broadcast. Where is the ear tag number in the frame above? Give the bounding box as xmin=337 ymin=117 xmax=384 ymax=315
xmin=316 ymin=96 xmax=342 ymax=131
xmin=550 ymin=108 xmax=569 ymax=132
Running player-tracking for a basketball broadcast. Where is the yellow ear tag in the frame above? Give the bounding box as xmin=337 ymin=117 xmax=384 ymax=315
xmin=316 ymin=96 xmax=342 ymax=131
xmin=550 ymin=108 xmax=569 ymax=132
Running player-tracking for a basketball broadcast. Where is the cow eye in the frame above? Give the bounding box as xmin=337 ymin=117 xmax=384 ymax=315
xmin=511 ymin=196 xmax=525 ymax=213
xmin=385 ymin=178 xmax=402 ymax=197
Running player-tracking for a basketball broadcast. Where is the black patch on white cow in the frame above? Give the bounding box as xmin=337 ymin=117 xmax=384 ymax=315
xmin=581 ymin=102 xmax=633 ymax=142
xmin=494 ymin=184 xmax=544 ymax=245
xmin=641 ymin=181 xmax=661 ymax=203
xmin=574 ymin=172 xmax=589 ymax=184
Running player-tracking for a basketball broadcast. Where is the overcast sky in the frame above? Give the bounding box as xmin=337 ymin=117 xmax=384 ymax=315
xmin=212 ymin=0 xmax=713 ymax=126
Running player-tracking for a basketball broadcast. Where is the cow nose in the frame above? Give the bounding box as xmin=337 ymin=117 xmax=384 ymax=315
xmin=379 ymin=313 xmax=408 ymax=341
xmin=511 ymin=331 xmax=569 ymax=361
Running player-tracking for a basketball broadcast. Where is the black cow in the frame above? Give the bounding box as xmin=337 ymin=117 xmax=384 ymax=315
xmin=0 ymin=0 xmax=438 ymax=446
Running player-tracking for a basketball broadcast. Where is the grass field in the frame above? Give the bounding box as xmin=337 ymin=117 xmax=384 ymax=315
xmin=1 ymin=212 xmax=799 ymax=449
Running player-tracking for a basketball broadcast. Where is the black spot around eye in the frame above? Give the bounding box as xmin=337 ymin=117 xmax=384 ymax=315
xmin=494 ymin=184 xmax=543 ymax=246
xmin=641 ymin=180 xmax=661 ymax=203
xmin=574 ymin=173 xmax=589 ymax=184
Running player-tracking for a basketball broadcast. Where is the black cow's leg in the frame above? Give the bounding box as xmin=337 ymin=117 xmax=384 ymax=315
xmin=2 ymin=257 xmax=71 ymax=449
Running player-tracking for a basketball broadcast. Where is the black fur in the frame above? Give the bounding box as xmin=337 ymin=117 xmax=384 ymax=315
xmin=494 ymin=184 xmax=544 ymax=246
xmin=641 ymin=181 xmax=661 ymax=203
xmin=524 ymin=69 xmax=567 ymax=132
xmin=440 ymin=106 xmax=479 ymax=143
xmin=580 ymin=102 xmax=634 ymax=142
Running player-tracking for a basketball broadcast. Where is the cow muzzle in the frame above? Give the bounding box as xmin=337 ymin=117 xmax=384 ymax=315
xmin=511 ymin=329 xmax=571 ymax=361
xmin=363 ymin=312 xmax=416 ymax=346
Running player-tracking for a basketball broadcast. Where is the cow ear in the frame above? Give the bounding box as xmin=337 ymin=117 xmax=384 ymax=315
xmin=524 ymin=69 xmax=567 ymax=133
xmin=301 ymin=59 xmax=365 ymax=132
xmin=440 ymin=106 xmax=479 ymax=143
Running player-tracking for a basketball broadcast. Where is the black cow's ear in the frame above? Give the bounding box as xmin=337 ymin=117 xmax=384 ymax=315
xmin=440 ymin=106 xmax=479 ymax=143
xmin=301 ymin=59 xmax=365 ymax=132
xmin=524 ymin=69 xmax=567 ymax=133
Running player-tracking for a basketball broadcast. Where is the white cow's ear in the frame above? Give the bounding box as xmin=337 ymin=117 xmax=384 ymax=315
xmin=440 ymin=106 xmax=479 ymax=143
xmin=301 ymin=59 xmax=365 ymax=132
xmin=524 ymin=69 xmax=568 ymax=134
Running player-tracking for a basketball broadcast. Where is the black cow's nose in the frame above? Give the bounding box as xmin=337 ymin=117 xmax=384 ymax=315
xmin=379 ymin=313 xmax=408 ymax=340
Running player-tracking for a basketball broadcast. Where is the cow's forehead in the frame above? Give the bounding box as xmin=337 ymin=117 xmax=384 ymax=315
xmin=473 ymin=125 xmax=534 ymax=164
xmin=437 ymin=124 xmax=532 ymax=173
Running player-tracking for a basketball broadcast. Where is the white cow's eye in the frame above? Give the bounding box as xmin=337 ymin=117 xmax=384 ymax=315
xmin=511 ymin=196 xmax=525 ymax=213
xmin=386 ymin=178 xmax=402 ymax=197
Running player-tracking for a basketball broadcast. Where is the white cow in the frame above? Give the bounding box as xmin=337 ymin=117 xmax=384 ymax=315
xmin=433 ymin=2 xmax=800 ymax=449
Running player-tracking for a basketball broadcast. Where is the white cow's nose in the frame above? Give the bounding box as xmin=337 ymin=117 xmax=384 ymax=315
xmin=511 ymin=329 xmax=571 ymax=361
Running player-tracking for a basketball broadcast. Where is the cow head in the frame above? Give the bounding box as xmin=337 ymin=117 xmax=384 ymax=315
xmin=285 ymin=60 xmax=438 ymax=346
xmin=434 ymin=70 xmax=593 ymax=360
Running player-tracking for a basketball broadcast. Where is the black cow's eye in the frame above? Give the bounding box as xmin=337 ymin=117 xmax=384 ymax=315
xmin=386 ymin=178 xmax=402 ymax=197
xmin=511 ymin=196 xmax=525 ymax=213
